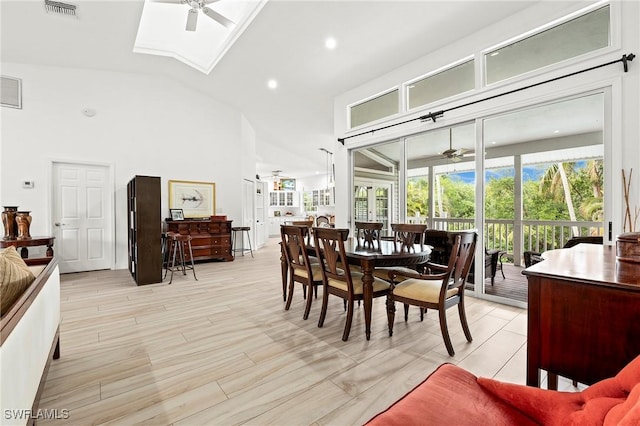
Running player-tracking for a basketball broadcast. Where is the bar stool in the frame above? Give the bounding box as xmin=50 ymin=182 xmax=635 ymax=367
xmin=164 ymin=232 xmax=197 ymax=284
xmin=231 ymin=226 xmax=253 ymax=258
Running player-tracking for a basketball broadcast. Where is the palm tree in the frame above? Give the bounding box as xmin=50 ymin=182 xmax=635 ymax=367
xmin=539 ymin=162 xmax=579 ymax=237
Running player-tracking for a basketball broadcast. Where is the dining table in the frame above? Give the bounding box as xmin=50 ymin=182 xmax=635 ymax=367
xmin=280 ymin=236 xmax=432 ymax=340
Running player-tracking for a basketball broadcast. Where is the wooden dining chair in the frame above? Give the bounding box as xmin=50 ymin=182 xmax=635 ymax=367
xmin=312 ymin=227 xmax=391 ymax=341
xmin=316 ymin=215 xmax=332 ymax=228
xmin=290 ymin=220 xmax=315 ymax=245
xmin=386 ymin=231 xmax=478 ymax=356
xmin=280 ymin=225 xmax=323 ymax=320
xmin=374 ymin=223 xmax=429 ymax=282
xmin=354 ymin=221 xmax=383 ymax=248
xmin=390 ymin=223 xmax=427 ymax=251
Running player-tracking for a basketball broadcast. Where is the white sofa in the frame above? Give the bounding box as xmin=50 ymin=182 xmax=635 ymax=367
xmin=0 ymin=257 xmax=60 ymax=426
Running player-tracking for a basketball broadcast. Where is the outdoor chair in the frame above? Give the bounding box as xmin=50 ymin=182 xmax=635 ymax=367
xmin=524 ymin=235 xmax=603 ymax=267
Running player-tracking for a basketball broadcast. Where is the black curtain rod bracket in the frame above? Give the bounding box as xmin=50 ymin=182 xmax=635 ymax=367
xmin=337 ymin=53 xmax=635 ymax=145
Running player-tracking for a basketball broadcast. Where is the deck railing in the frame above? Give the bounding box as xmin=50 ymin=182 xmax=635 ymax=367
xmin=429 ymin=217 xmax=603 ymax=264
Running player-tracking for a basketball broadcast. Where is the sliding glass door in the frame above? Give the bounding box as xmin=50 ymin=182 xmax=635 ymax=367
xmin=349 ymin=91 xmax=608 ymax=307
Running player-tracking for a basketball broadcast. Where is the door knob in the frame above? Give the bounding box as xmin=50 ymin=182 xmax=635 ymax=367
xmin=54 ymin=222 xmax=67 ymax=227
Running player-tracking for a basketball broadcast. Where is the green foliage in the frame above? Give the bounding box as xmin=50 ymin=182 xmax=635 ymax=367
xmin=485 ymin=174 xmax=514 ymax=219
xmin=439 ymin=175 xmax=475 ymax=218
xmin=404 ymin=160 xmax=604 ymax=242
xmin=407 ymin=177 xmax=429 ymax=217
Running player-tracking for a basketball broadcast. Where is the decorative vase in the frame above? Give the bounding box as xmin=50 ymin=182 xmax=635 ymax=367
xmin=2 ymin=206 xmax=19 ymax=240
xmin=16 ymin=211 xmax=32 ymax=240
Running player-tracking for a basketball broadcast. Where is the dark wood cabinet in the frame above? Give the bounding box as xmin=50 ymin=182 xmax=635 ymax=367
xmin=127 ymin=176 xmax=162 ymax=285
xmin=524 ymin=244 xmax=640 ymax=389
xmin=165 ymin=218 xmax=233 ymax=262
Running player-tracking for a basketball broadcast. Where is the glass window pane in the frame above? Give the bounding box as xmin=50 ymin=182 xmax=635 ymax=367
xmin=350 ymin=89 xmax=399 ymax=128
xmin=352 ymin=140 xmax=401 ymax=233
xmin=407 ymin=60 xmax=474 ymax=110
xmin=486 ymin=5 xmax=610 ymax=84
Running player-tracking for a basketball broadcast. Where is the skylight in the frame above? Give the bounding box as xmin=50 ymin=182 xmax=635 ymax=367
xmin=133 ymin=0 xmax=268 ymax=74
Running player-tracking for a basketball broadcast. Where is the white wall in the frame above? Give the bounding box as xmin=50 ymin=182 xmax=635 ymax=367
xmin=333 ymin=0 xmax=640 ymax=235
xmin=1 ymin=63 xmax=254 ymax=269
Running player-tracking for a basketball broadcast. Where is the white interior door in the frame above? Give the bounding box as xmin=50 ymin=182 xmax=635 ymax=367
xmin=354 ymin=180 xmax=393 ymax=233
xmin=52 ymin=162 xmax=113 ymax=273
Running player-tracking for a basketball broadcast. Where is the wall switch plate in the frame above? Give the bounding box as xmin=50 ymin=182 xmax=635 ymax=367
xmin=23 ymin=181 xmax=34 ymax=188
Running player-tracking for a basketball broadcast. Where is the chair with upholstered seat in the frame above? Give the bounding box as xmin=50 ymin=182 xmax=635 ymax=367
xmin=280 ymin=225 xmax=323 ymax=320
xmin=313 ymin=227 xmax=391 ymax=341
xmin=354 ymin=221 xmax=383 ymax=248
xmin=373 ymin=223 xmax=428 ymax=282
xmin=387 ymin=231 xmax=478 ymax=356
xmin=290 ymin=220 xmax=315 ymax=245
xmin=316 ymin=215 xmax=332 ymax=228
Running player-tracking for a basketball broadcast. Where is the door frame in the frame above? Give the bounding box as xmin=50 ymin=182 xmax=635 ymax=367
xmin=242 ymin=178 xmax=256 ymax=248
xmin=48 ymin=159 xmax=116 ymax=271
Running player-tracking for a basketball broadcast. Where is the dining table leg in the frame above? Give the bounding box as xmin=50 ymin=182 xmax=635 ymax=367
xmin=360 ymin=259 xmax=375 ymax=340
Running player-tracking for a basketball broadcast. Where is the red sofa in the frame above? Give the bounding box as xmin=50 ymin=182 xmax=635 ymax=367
xmin=366 ymin=355 xmax=640 ymax=425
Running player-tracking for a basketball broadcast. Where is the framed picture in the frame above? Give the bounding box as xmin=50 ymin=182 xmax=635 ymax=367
xmin=280 ymin=178 xmax=296 ymax=191
xmin=169 ymin=208 xmax=184 ymax=221
xmin=168 ymin=180 xmax=216 ymax=218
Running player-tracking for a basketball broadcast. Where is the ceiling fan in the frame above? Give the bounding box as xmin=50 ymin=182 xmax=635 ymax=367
xmin=441 ymin=128 xmax=474 ymax=162
xmin=154 ymin=0 xmax=235 ymax=31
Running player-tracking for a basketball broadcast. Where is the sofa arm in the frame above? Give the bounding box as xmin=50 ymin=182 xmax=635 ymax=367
xmin=366 ymin=364 xmax=538 ymax=426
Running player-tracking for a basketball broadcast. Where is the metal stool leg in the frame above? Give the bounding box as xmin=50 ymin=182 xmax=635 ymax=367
xmin=187 ymin=239 xmax=197 ymax=280
xmin=180 ymin=241 xmax=187 ymax=275
xmin=245 ymin=229 xmax=253 ymax=258
xmin=169 ymin=240 xmax=178 ymax=284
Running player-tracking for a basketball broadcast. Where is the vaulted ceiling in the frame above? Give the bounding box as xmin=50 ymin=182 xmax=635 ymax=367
xmin=2 ymin=0 xmax=550 ymax=178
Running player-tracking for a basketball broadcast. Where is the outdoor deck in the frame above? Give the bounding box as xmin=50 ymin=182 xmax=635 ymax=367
xmin=467 ymin=262 xmax=528 ymax=303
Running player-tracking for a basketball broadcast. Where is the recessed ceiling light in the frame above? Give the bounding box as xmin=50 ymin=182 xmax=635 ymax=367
xmin=491 ymin=141 xmax=497 ymax=145
xmin=325 ymin=37 xmax=337 ymax=50
xmin=267 ymin=79 xmax=278 ymax=89
xmin=490 ymin=51 xmax=500 ymax=57
xmin=553 ymin=129 xmax=560 ymax=134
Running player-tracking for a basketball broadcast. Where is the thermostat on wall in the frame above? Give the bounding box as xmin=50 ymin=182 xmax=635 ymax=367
xmin=23 ymin=181 xmax=34 ymax=189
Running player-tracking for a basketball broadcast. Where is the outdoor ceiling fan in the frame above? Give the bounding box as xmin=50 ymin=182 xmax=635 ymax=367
xmin=154 ymin=0 xmax=235 ymax=31
xmin=441 ymin=128 xmax=474 ymax=162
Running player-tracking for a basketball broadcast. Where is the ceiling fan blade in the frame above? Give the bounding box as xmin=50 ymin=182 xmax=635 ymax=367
xmin=203 ymin=0 xmax=221 ymax=4
xmin=151 ymin=0 xmax=185 ymax=4
xmin=186 ymin=8 xmax=198 ymax=31
xmin=202 ymin=7 xmax=235 ymax=28
xmin=441 ymin=148 xmax=458 ymax=157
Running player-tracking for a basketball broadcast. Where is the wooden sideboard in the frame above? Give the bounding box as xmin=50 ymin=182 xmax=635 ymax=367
xmin=166 ymin=218 xmax=233 ymax=262
xmin=523 ymin=244 xmax=640 ymax=389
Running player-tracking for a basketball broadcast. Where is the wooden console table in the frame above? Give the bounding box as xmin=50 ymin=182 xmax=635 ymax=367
xmin=165 ymin=218 xmax=233 ymax=262
xmin=523 ymin=244 xmax=640 ymax=389
xmin=0 ymin=236 xmax=55 ymax=259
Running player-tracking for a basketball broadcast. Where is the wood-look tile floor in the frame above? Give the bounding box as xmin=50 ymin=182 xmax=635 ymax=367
xmin=38 ymin=238 xmax=576 ymax=425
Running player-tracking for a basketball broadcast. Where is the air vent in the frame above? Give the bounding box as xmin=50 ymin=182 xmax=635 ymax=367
xmin=1 ymin=76 xmax=22 ymax=109
xmin=44 ymin=0 xmax=77 ymax=16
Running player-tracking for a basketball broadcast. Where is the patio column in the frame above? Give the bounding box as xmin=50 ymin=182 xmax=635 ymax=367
xmin=514 ymin=154 xmax=523 ymax=266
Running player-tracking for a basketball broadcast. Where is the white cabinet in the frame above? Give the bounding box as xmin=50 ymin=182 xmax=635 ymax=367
xmin=268 ymin=216 xmax=308 ymax=236
xmin=269 ymin=191 xmax=300 ymax=207
xmin=305 ymin=189 xmax=333 ymax=207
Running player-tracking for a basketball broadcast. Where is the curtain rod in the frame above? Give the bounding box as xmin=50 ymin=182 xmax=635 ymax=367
xmin=338 ymin=53 xmax=635 ymax=145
